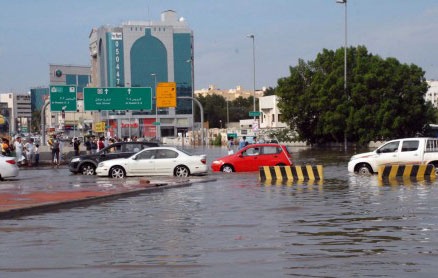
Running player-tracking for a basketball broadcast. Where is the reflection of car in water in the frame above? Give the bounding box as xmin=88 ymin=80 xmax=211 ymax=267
xmin=69 ymin=141 xmax=159 ymax=175
xmin=95 ymin=147 xmax=208 ymax=178
xmin=211 ymin=143 xmax=293 ymax=172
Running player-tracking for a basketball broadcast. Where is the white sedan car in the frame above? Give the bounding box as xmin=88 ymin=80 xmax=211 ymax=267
xmin=96 ymin=147 xmax=208 ymax=178
xmin=0 ymin=155 xmax=19 ymax=180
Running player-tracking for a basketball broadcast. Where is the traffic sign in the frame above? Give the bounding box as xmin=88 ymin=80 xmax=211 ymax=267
xmin=249 ymin=111 xmax=261 ymax=117
xmin=94 ymin=121 xmax=106 ymax=132
xmin=83 ymin=87 xmax=152 ymax=111
xmin=152 ymin=121 xmax=161 ymax=126
xmin=156 ymin=82 xmax=177 ymax=108
xmin=50 ymin=85 xmax=77 ymax=112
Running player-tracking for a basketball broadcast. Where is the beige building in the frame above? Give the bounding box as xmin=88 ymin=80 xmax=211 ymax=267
xmin=0 ymin=93 xmax=31 ymax=134
xmin=194 ymin=85 xmax=264 ymax=101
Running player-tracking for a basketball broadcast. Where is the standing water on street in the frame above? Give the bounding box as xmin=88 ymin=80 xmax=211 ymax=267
xmin=0 ymin=146 xmax=437 ymax=277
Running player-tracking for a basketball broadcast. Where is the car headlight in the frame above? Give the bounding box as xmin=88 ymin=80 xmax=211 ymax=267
xmin=71 ymin=157 xmax=80 ymax=163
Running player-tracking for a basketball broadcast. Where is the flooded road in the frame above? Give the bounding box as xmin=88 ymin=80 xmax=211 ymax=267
xmin=0 ymin=146 xmax=437 ymax=277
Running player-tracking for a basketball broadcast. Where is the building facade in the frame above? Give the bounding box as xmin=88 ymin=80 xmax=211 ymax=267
xmin=0 ymin=93 xmax=31 ymax=135
xmin=89 ymin=10 xmax=194 ymax=140
xmin=34 ymin=64 xmax=94 ymax=136
xmin=259 ymin=95 xmax=287 ymax=129
xmin=426 ymin=80 xmax=438 ymax=108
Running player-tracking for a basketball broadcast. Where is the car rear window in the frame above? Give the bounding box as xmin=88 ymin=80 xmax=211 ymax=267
xmin=401 ymin=140 xmax=419 ymax=152
xmin=263 ymin=146 xmax=281 ymax=155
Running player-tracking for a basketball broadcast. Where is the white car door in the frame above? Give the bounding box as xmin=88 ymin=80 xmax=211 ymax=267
xmin=127 ymin=149 xmax=156 ymax=175
xmin=375 ymin=140 xmax=400 ymax=167
xmin=398 ymin=139 xmax=421 ymax=164
xmin=154 ymin=149 xmax=179 ymax=175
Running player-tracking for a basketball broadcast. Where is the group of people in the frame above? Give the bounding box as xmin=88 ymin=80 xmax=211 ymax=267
xmin=226 ymin=136 xmax=262 ymax=155
xmin=82 ymin=135 xmax=138 ymax=155
xmin=1 ymin=136 xmax=40 ymax=166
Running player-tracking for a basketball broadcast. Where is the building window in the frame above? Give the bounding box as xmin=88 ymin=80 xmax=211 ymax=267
xmin=66 ymin=74 xmax=77 ymax=85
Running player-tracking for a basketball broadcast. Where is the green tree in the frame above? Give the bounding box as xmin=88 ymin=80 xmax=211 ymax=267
xmin=195 ymin=94 xmax=257 ymax=127
xmin=195 ymin=94 xmax=227 ymax=128
xmin=31 ymin=109 xmax=41 ymax=133
xmin=276 ymin=45 xmax=436 ymax=145
xmin=263 ymin=87 xmax=276 ymax=96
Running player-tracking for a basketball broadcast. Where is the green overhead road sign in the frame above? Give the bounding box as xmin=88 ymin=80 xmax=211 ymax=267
xmin=83 ymin=87 xmax=152 ymax=111
xmin=50 ymin=85 xmax=77 ymax=112
xmin=249 ymin=111 xmax=261 ymax=117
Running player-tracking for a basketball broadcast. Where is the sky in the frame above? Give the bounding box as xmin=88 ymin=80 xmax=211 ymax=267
xmin=1 ymin=0 xmax=438 ymax=93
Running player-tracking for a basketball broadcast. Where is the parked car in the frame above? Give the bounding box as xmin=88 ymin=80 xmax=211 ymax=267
xmin=0 ymin=154 xmax=19 ymax=181
xmin=69 ymin=141 xmax=159 ymax=175
xmin=211 ymin=143 xmax=293 ymax=172
xmin=96 ymin=147 xmax=208 ymax=178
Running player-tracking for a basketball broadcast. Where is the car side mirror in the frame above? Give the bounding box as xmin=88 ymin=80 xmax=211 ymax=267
xmin=376 ymin=149 xmax=381 ymax=154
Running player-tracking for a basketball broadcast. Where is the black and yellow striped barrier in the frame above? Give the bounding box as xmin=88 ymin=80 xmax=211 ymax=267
xmin=377 ymin=164 xmax=436 ymax=180
xmin=377 ymin=177 xmax=435 ymax=186
xmin=259 ymin=165 xmax=323 ymax=181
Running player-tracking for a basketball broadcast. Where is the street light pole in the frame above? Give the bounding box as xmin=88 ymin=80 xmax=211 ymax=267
xmin=151 ymin=73 xmax=157 ymax=139
xmin=187 ymin=58 xmax=197 ymax=145
xmin=337 ymin=0 xmax=348 ymax=151
xmin=247 ymin=34 xmax=256 ymax=120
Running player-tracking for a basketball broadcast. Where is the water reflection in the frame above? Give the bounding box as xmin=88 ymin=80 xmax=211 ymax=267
xmin=0 ymin=147 xmax=437 ymax=277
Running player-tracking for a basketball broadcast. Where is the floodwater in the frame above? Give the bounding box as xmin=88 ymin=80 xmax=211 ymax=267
xmin=0 ymin=146 xmax=437 ymax=278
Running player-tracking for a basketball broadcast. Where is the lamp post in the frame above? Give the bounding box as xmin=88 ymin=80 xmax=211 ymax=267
xmin=151 ymin=73 xmax=158 ymax=139
xmin=247 ymin=34 xmax=256 ymax=120
xmin=226 ymin=99 xmax=229 ymax=126
xmin=187 ymin=58 xmax=197 ymax=145
xmin=337 ymin=0 xmax=348 ymax=150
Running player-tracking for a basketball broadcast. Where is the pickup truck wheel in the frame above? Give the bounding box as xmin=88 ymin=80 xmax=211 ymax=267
xmin=80 ymin=163 xmax=96 ymax=175
xmin=357 ymin=164 xmax=372 ymax=175
xmin=428 ymin=162 xmax=438 ymax=174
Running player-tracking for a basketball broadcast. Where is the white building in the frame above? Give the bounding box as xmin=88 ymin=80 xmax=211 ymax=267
xmin=426 ymin=80 xmax=438 ymax=107
xmin=259 ymin=95 xmax=287 ymax=129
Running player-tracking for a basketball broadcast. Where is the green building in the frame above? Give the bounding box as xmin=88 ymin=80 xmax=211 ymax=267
xmin=89 ymin=10 xmax=194 ymax=139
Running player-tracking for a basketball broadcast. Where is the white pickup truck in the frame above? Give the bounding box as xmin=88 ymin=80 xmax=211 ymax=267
xmin=348 ymin=137 xmax=438 ymax=174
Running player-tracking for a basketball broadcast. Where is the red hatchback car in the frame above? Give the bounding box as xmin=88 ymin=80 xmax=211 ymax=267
xmin=211 ymin=143 xmax=293 ymax=172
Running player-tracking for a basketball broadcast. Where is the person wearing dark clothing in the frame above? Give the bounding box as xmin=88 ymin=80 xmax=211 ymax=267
xmin=84 ymin=137 xmax=92 ymax=154
xmin=48 ymin=134 xmax=60 ymax=167
xmin=91 ymin=138 xmax=98 ymax=154
xmin=34 ymin=144 xmax=40 ymax=166
xmin=73 ymin=138 xmax=81 ymax=156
